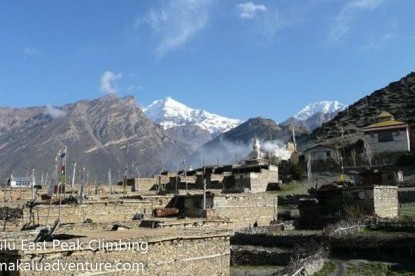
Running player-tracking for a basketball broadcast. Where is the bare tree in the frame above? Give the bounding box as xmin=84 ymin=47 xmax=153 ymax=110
xmin=363 ymin=142 xmax=374 ymax=168
xmin=331 ymin=146 xmax=342 ymax=165
xmin=351 ymin=149 xmax=357 ymax=167
xmin=307 ymin=154 xmax=312 ymax=182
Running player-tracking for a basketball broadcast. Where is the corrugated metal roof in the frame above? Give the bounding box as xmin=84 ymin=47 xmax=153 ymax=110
xmin=303 ymin=143 xmax=336 ymax=152
xmin=364 ymin=120 xmax=407 ymax=129
xmin=377 ymin=111 xmax=394 ymax=118
xmin=11 ymin=176 xmax=34 ymax=182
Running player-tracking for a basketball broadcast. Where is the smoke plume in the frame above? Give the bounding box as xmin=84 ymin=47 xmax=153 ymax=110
xmin=45 ymin=104 xmax=66 ymax=119
xmin=189 ymin=137 xmax=291 ymax=167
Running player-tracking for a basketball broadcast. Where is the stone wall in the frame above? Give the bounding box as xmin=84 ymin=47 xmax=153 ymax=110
xmin=310 ymin=185 xmax=399 ymax=227
xmin=231 ymin=245 xmax=291 ymax=266
xmin=167 ymin=176 xmax=200 ymax=191
xmin=250 ymin=167 xmax=278 ymax=193
xmin=0 ymin=196 xmax=176 ymax=231
xmin=233 ymin=167 xmax=278 ymax=193
xmin=0 ymin=202 xmax=27 ymax=231
xmin=184 ymin=193 xmax=277 ymax=229
xmin=343 ymin=187 xmax=375 ymax=214
xmin=0 ymin=188 xmax=34 ymax=202
xmin=30 ymin=201 xmax=151 ymax=225
xmin=373 ymin=186 xmax=399 ymax=218
xmin=345 ymin=186 xmax=398 ymax=218
xmin=232 ymin=174 xmax=249 ymax=193
xmin=0 ymin=229 xmax=230 ymax=275
xmin=195 ymin=174 xmax=225 ymax=189
xmin=135 ymin=178 xmax=157 ymax=191
xmin=138 ymin=175 xmax=170 ymax=192
xmin=31 ymin=196 xmax=176 ymax=225
xmin=127 ymin=176 xmax=171 ymax=192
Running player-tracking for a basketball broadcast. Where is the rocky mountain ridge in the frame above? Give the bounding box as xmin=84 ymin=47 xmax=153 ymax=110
xmin=308 ymin=72 xmax=415 ymax=147
xmin=0 ymin=95 xmax=191 ymax=182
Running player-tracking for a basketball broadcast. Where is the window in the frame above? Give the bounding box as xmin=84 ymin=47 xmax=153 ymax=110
xmin=378 ymin=131 xmax=393 ymax=143
xmin=326 ymin=151 xmax=331 ymax=157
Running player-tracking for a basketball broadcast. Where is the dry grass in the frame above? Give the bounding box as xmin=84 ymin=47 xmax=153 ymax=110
xmin=400 ymin=203 xmax=415 ymax=218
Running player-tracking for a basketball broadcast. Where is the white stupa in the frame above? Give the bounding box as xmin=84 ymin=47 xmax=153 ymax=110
xmin=249 ymin=137 xmax=263 ymax=160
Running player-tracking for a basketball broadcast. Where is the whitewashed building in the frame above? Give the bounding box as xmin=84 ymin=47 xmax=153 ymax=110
xmin=6 ymin=175 xmax=35 ymax=187
xmin=363 ymin=111 xmax=411 ymax=154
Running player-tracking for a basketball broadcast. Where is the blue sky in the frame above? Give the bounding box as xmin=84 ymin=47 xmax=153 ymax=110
xmin=1 ymin=0 xmax=414 ymax=122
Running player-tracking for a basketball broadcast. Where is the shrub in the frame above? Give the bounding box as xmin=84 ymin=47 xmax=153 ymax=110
xmin=279 ymin=160 xmax=304 ymax=182
xmin=396 ymin=153 xmax=415 ymax=167
xmin=314 ymin=262 xmax=337 ymax=276
xmin=290 ymin=163 xmax=304 ymax=180
xmin=343 ymin=204 xmax=366 ymax=222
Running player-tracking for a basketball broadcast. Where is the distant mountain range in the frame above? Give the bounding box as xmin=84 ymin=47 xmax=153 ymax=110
xmin=5 ymin=71 xmax=410 ymax=184
xmin=144 ymin=97 xmax=345 ymax=134
xmin=143 ymin=97 xmax=242 ymax=149
xmin=0 ymin=95 xmax=191 ymax=182
xmin=142 ymin=97 xmax=346 ymax=149
xmin=281 ymin=101 xmax=347 ymax=132
xmin=143 ymin=97 xmax=242 ymax=135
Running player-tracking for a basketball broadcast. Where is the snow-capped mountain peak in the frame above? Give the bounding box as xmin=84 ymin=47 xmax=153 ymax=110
xmin=143 ymin=97 xmax=193 ymax=126
xmin=282 ymin=100 xmax=347 ymax=131
xmin=293 ymin=101 xmax=347 ymax=121
xmin=143 ymin=97 xmax=242 ymax=135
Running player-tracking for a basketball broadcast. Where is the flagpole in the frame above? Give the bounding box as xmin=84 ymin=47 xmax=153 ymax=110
xmin=79 ymin=167 xmax=85 ymax=204
xmin=86 ymin=169 xmax=90 ymax=196
xmin=307 ymin=154 xmax=312 ymax=182
xmin=108 ymin=169 xmax=113 ymax=195
xmin=71 ymin=162 xmax=76 ymax=190
xmin=54 ymin=150 xmax=60 ymax=197
xmin=61 ymin=146 xmax=67 ymax=198
xmin=31 ymin=169 xmax=35 ymax=200
xmin=123 ymin=163 xmax=128 ymax=195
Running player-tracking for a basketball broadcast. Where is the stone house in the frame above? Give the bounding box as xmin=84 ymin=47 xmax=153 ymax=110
xmin=344 ymin=186 xmax=399 ymax=218
xmin=166 ymin=166 xmax=231 ymax=191
xmin=228 ymin=164 xmax=279 ymax=193
xmin=300 ymin=184 xmax=399 ymax=228
xmin=356 ymin=169 xmax=404 ymax=186
xmin=194 ymin=166 xmax=230 ymax=189
xmin=303 ymin=144 xmax=338 ymax=161
xmin=183 ymin=193 xmax=278 ymax=229
xmin=316 ymin=184 xmax=399 ymax=219
xmin=363 ymin=111 xmax=411 ymax=154
xmin=163 ymin=139 xmax=280 ymax=193
xmin=166 ymin=163 xmax=279 ymax=193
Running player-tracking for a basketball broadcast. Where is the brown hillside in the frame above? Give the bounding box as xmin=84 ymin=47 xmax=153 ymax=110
xmin=307 ymin=72 xmax=415 ymax=147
